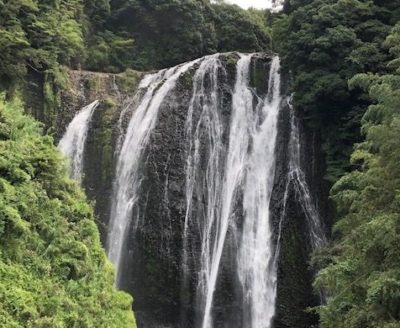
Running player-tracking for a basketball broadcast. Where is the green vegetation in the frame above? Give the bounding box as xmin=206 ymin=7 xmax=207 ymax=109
xmin=1 ymin=0 xmax=271 ymax=130
xmin=314 ymin=23 xmax=400 ymax=328
xmin=87 ymin=0 xmax=271 ymax=71
xmin=274 ymin=0 xmax=399 ymax=182
xmin=115 ymin=69 xmax=143 ymax=94
xmin=0 ymin=98 xmax=136 ymax=327
xmin=275 ymin=0 xmax=400 ymax=326
xmin=0 ymin=0 xmax=84 ymax=90
xmin=273 ymin=0 xmax=400 ymax=326
xmin=0 ymin=0 xmax=271 ymax=86
xmin=2 ymin=0 xmax=400 ymax=326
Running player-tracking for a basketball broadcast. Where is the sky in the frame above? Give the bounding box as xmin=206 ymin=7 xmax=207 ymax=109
xmin=225 ymin=0 xmax=273 ymax=9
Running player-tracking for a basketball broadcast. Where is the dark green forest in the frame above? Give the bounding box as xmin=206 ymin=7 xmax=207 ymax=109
xmin=274 ymin=1 xmax=400 ymax=327
xmin=1 ymin=0 xmax=400 ymax=326
xmin=0 ymin=0 xmax=271 ymax=89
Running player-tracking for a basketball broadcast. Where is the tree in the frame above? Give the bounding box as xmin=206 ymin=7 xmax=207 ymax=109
xmin=314 ymin=24 xmax=400 ymax=328
xmin=0 ymin=0 xmax=85 ymax=89
xmin=274 ymin=0 xmax=395 ymax=182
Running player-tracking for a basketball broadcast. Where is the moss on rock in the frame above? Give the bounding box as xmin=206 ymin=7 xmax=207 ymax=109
xmin=116 ymin=69 xmax=143 ymax=94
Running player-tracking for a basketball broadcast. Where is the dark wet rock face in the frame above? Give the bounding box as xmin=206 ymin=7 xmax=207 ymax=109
xmin=271 ymin=102 xmax=321 ymax=328
xmin=53 ymin=53 xmax=328 ymax=328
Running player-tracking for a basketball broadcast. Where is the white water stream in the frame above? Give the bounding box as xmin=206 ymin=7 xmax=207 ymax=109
xmin=58 ymin=100 xmax=99 ymax=180
xmin=183 ymin=54 xmax=282 ymax=328
xmin=107 ymin=59 xmax=200 ymax=285
xmin=236 ymin=56 xmax=281 ymax=328
xmin=101 ymin=52 xmax=324 ymax=327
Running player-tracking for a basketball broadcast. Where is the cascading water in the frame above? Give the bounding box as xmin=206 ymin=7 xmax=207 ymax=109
xmin=271 ymin=99 xmax=327 ymax=308
xmin=236 ymin=56 xmax=281 ymax=328
xmin=115 ymin=73 xmax=161 ymax=156
xmin=200 ymin=54 xmax=261 ymax=328
xmin=182 ymin=54 xmax=225 ymax=313
xmin=183 ymin=54 xmax=283 ymax=328
xmin=279 ymin=101 xmax=326 ymax=251
xmin=107 ymin=59 xmax=200 ymax=285
xmin=58 ymin=100 xmax=99 ymax=180
xmin=67 ymin=52 xmax=325 ymax=327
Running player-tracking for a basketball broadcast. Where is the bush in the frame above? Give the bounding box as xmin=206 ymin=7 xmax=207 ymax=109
xmin=0 ymin=97 xmax=136 ymax=327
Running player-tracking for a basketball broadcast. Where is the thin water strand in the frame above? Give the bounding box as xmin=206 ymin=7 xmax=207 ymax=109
xmin=274 ymin=97 xmax=326 ymax=272
xmin=58 ymin=100 xmax=99 ymax=180
xmin=287 ymin=106 xmax=326 ymax=250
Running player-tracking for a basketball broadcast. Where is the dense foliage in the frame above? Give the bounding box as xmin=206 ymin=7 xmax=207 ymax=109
xmin=87 ymin=0 xmax=271 ymax=71
xmin=274 ymin=0 xmax=400 ymax=181
xmin=0 ymin=0 xmax=85 ymax=90
xmin=0 ymin=98 xmax=136 ymax=327
xmin=0 ymin=0 xmax=271 ymax=89
xmin=276 ymin=0 xmax=400 ymax=326
xmin=314 ymin=24 xmax=400 ymax=328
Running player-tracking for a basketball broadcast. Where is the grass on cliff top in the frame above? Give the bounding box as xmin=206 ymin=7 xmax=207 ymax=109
xmin=0 ymin=97 xmax=136 ymax=327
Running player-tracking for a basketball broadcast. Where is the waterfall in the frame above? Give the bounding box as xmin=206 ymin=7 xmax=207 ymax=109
xmin=182 ymin=54 xmax=283 ymax=328
xmin=92 ymin=52 xmax=322 ymax=327
xmin=270 ymin=99 xmax=327 ymax=307
xmin=200 ymin=54 xmax=257 ymax=328
xmin=115 ymin=73 xmax=162 ymax=156
xmin=58 ymin=100 xmax=99 ymax=180
xmin=182 ymin=54 xmax=225 ymax=313
xmin=236 ymin=56 xmax=281 ymax=328
xmin=107 ymin=58 xmax=200 ymax=285
xmin=278 ymin=101 xmax=326 ymax=252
